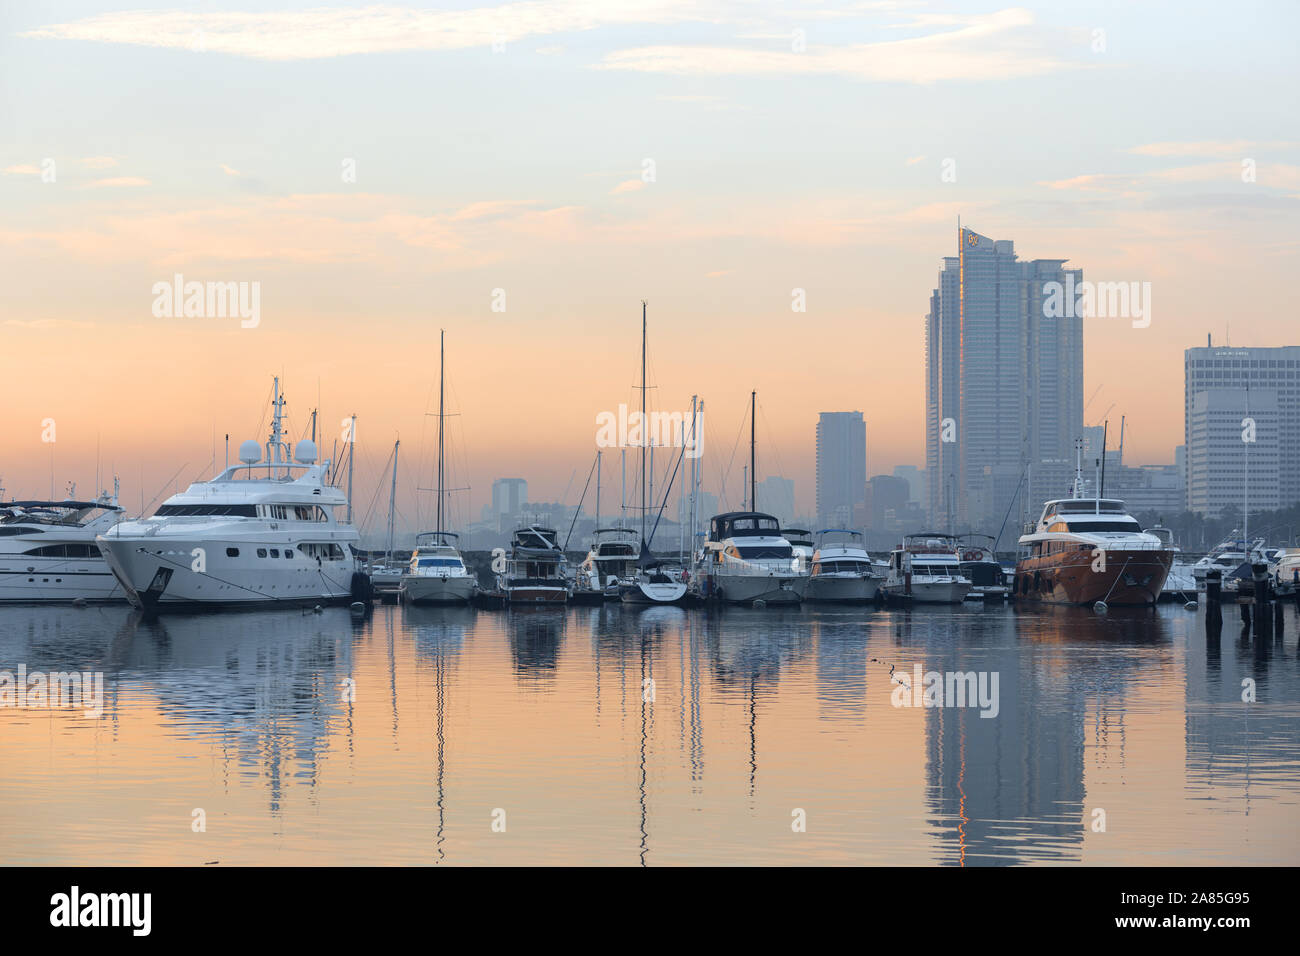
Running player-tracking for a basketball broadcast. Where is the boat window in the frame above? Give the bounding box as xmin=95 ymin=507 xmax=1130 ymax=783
xmin=226 ymin=547 xmax=239 ymax=557
xmin=418 ymin=557 xmax=463 ymax=568
xmin=1064 ymin=520 xmax=1141 ymax=533
xmin=734 ymin=544 xmax=793 ymax=559
xmin=257 ymin=548 xmax=267 ymax=558
xmin=155 ymin=504 xmax=258 ymax=517
xmin=284 ymin=549 xmax=294 ymax=559
xmin=270 ymin=549 xmax=280 ymax=558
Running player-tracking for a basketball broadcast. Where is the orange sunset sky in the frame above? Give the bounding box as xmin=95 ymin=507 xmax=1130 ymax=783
xmin=2 ymin=1 xmax=1297 ymax=532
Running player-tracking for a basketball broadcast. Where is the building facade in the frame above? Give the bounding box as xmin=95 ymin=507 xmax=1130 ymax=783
xmin=1184 ymin=345 xmax=1299 ymax=515
xmin=925 ymin=228 xmax=1085 ymax=539
xmin=815 ymin=411 xmax=866 ymax=530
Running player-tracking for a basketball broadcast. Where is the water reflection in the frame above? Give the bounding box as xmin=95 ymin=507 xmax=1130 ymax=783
xmin=1 ymin=601 xmax=1297 ymax=865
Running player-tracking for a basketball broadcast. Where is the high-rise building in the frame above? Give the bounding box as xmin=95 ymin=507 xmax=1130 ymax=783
xmin=1185 ymin=344 xmax=1300 ymax=514
xmin=756 ymin=475 xmax=796 ymax=526
xmin=815 ymin=412 xmax=866 ymax=530
xmin=925 ymin=228 xmax=1084 ymax=538
xmin=491 ymin=478 xmax=527 ymax=527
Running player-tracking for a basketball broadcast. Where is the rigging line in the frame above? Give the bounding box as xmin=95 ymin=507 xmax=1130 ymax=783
xmin=142 ymin=463 xmax=190 ymax=516
xmin=647 ymin=402 xmax=699 ymax=544
xmin=717 ymin=402 xmax=749 ymax=512
xmin=563 ymin=453 xmax=600 ymax=551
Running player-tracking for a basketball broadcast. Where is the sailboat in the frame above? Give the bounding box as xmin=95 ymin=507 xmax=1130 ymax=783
xmin=401 ymin=331 xmax=477 ymax=605
xmin=619 ymin=302 xmax=687 ymax=605
xmin=698 ymin=392 xmax=806 ymax=605
xmin=368 ymin=440 xmax=405 ymax=595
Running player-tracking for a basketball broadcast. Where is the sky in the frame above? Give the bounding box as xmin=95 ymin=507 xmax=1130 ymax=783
xmin=1 ymin=0 xmax=1297 ymax=535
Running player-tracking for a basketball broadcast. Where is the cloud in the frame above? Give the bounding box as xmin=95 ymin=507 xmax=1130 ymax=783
xmin=598 ymin=8 xmax=1081 ymax=84
xmin=2 ymin=164 xmax=43 ymax=176
xmin=905 ymin=154 xmax=926 ymax=166
xmin=21 ymin=2 xmax=715 ymax=61
xmin=220 ymin=164 xmax=241 ymax=177
xmin=1128 ymin=140 xmax=1297 ymax=158
xmin=80 ymin=156 xmax=118 ymax=169
xmin=82 ymin=176 xmax=150 ymax=189
xmin=610 ymin=179 xmax=647 ymax=195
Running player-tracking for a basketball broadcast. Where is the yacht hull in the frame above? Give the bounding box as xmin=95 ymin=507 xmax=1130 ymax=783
xmin=401 ymin=574 xmax=476 ymax=605
xmin=882 ymin=579 xmax=971 ymax=604
xmin=620 ymin=580 xmax=688 ymax=605
xmin=1014 ymin=549 xmax=1173 ymax=606
xmin=806 ymin=574 xmax=879 ymax=603
xmin=0 ymin=560 xmax=123 ymax=603
xmin=709 ymin=573 xmax=806 ymax=605
xmin=97 ymin=536 xmax=355 ymax=611
xmin=503 ymin=586 xmax=568 ymax=605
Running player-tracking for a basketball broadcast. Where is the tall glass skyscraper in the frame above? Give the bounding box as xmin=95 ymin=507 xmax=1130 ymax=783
xmin=926 ymin=228 xmax=1084 ymax=539
xmin=815 ymin=411 xmax=866 ymax=530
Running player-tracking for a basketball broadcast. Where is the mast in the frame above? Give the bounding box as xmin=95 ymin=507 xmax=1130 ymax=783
xmin=621 ymin=448 xmax=626 ymax=529
xmin=437 ymin=330 xmax=445 ymax=536
xmin=750 ymin=390 xmax=756 ymax=512
xmin=1244 ymin=380 xmax=1250 ymax=546
xmin=1099 ymin=419 xmax=1108 ymax=501
xmin=387 ymin=440 xmax=401 ymax=560
xmin=267 ymin=376 xmax=287 ymax=475
xmin=595 ymin=450 xmax=601 ymax=533
xmin=639 ymin=303 xmax=644 ymax=548
xmin=346 ymin=414 xmax=357 ymax=524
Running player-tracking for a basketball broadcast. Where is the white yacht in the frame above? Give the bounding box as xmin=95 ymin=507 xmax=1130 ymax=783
xmin=699 ymin=511 xmax=806 ymax=605
xmin=882 ymin=533 xmax=972 ymax=604
xmin=0 ymin=485 xmax=126 ymax=603
xmin=806 ymin=529 xmax=879 ymax=603
xmin=576 ymin=527 xmax=640 ymax=598
xmin=401 ymin=531 xmax=476 ymax=605
xmin=97 ymin=379 xmax=361 ymax=611
xmin=1191 ymin=532 xmax=1264 ymax=591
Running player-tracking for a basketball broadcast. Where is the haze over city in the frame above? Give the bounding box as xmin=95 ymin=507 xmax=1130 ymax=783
xmin=3 ymin=0 xmax=1298 ymax=531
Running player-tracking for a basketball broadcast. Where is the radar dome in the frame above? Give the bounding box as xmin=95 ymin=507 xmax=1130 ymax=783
xmin=238 ymin=440 xmax=262 ymax=465
xmin=294 ymin=439 xmax=318 ymax=464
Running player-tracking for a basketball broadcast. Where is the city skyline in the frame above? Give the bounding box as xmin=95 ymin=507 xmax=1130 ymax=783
xmin=3 ymin=1 xmax=1298 ymax=524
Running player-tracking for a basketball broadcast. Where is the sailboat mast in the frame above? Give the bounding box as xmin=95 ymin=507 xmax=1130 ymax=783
xmin=641 ymin=300 xmax=647 ymax=544
xmin=387 ymin=440 xmax=400 ymax=559
xmin=345 ymin=414 xmax=356 ymax=524
xmin=750 ymin=390 xmax=756 ymax=512
xmin=437 ymin=330 xmax=445 ymax=536
xmin=595 ymin=450 xmax=601 ymax=531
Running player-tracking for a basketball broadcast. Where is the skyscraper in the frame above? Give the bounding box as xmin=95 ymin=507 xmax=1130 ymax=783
xmin=815 ymin=412 xmax=866 ymax=530
xmin=925 ymin=227 xmax=1084 ymax=539
xmin=1184 ymin=344 xmax=1299 ymax=514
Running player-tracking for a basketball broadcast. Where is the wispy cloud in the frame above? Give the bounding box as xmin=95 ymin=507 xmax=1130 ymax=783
xmin=219 ymin=163 xmax=241 ymax=177
xmin=2 ymin=164 xmax=43 ymax=176
xmin=609 ymin=179 xmax=646 ymax=195
xmin=21 ymin=2 xmax=715 ymax=61
xmin=82 ymin=176 xmax=150 ymax=189
xmin=598 ymin=8 xmax=1080 ymax=84
xmin=1128 ymin=140 xmax=1297 ymax=158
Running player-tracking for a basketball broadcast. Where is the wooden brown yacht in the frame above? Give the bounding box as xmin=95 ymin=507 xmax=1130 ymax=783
xmin=1015 ymin=445 xmax=1173 ymax=607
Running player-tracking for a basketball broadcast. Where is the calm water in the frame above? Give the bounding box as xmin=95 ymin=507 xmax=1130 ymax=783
xmin=2 ymin=600 xmax=1298 ymax=866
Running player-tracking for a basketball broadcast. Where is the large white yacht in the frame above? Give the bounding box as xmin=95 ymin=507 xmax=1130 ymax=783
xmin=97 ymin=379 xmax=361 ymax=611
xmin=497 ymin=525 xmax=571 ymax=604
xmin=882 ymin=533 xmax=972 ymax=604
xmin=401 ymin=532 xmax=476 ymax=605
xmin=698 ymin=511 xmax=806 ymax=605
xmin=0 ymin=485 xmax=126 ymax=603
xmin=806 ymin=529 xmax=880 ymax=603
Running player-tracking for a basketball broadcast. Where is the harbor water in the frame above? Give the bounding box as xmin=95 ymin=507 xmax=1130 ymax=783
xmin=2 ymin=601 xmax=1298 ymax=865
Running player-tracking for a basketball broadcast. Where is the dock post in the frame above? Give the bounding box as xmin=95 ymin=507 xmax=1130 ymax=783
xmin=1253 ymin=563 xmax=1272 ymax=638
xmin=1205 ymin=570 xmax=1222 ymax=630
